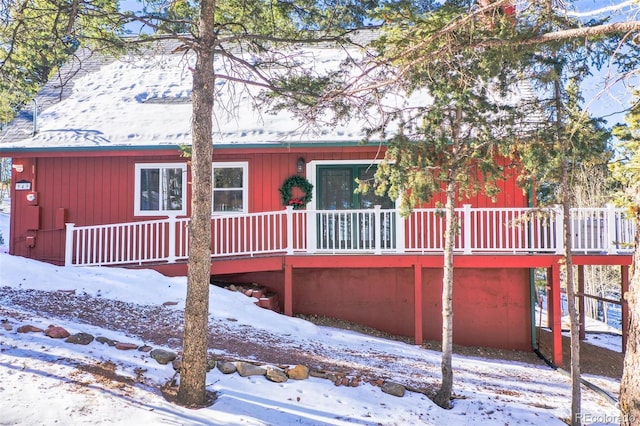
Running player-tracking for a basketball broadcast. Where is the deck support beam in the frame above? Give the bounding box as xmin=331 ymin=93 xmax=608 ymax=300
xmin=578 ymin=265 xmax=585 ymax=340
xmin=622 ymin=264 xmax=629 ymax=353
xmin=549 ymin=262 xmax=563 ymax=366
xmin=284 ymin=259 xmax=293 ymax=316
xmin=414 ymin=263 xmax=423 ymax=345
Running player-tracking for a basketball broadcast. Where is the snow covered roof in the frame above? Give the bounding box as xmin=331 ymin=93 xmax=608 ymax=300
xmin=0 ymin=34 xmax=541 ymax=154
xmin=0 ymin=36 xmax=396 ymax=152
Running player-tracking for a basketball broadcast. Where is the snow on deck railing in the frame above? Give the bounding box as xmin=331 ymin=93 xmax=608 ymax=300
xmin=64 ymin=205 xmax=636 ymax=266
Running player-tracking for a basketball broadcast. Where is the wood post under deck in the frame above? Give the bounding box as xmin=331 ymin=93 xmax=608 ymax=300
xmin=414 ymin=263 xmax=423 ymax=345
xmin=549 ymin=263 xmax=563 ymax=366
xmin=284 ymin=260 xmax=293 ymax=316
xmin=622 ymin=265 xmax=629 ymax=352
xmin=578 ymin=265 xmax=585 ymax=341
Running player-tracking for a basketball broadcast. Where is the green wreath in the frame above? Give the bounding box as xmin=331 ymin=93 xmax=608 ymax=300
xmin=279 ymin=175 xmax=313 ymax=210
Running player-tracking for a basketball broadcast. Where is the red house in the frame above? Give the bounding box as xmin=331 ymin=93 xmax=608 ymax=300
xmin=0 ymin=39 xmax=634 ymax=364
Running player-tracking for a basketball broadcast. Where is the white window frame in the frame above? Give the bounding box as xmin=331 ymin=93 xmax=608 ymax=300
xmin=306 ymin=159 xmax=399 ymax=209
xmin=212 ymin=161 xmax=249 ymax=215
xmin=134 ymin=163 xmax=187 ymax=216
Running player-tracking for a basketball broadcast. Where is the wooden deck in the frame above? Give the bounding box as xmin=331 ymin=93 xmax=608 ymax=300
xmin=63 ymin=205 xmax=635 ymax=367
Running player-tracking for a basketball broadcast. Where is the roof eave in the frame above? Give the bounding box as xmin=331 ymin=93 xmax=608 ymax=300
xmin=0 ymin=140 xmax=387 ymax=156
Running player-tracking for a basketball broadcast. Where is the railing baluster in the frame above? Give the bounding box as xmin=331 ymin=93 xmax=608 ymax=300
xmin=607 ymin=203 xmax=617 ymax=255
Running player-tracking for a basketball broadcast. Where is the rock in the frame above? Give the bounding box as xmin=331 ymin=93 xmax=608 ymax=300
xmin=17 ymin=325 xmax=44 ymax=333
xmin=65 ymin=332 xmax=94 ymax=345
xmin=45 ymin=326 xmax=70 ymax=339
xmin=162 ymin=301 xmax=178 ymax=306
xmin=2 ymin=323 xmax=12 ymax=331
xmin=206 ymin=358 xmax=216 ymax=372
xmin=138 ymin=345 xmax=153 ymax=352
xmin=265 ymin=366 xmax=288 ymax=383
xmin=115 ymin=342 xmax=138 ymax=350
xmin=150 ymin=349 xmax=178 ymax=365
xmin=286 ymin=365 xmax=309 ymax=380
xmin=235 ymin=361 xmax=266 ymax=377
xmin=326 ymin=373 xmax=339 ymax=383
xmin=381 ymin=381 xmax=406 ymax=397
xmin=96 ymin=336 xmax=117 ymax=346
xmin=172 ymin=358 xmax=182 ymax=372
xmin=217 ymin=361 xmax=237 ymax=374
xmin=309 ymin=370 xmax=328 ymax=379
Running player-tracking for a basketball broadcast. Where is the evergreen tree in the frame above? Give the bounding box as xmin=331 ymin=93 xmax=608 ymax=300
xmin=362 ymin=0 xmax=532 ymax=408
xmin=612 ymin=91 xmax=640 ymax=426
xmin=0 ymin=0 xmax=124 ymax=125
xmin=344 ymin=0 xmax=638 ymax=415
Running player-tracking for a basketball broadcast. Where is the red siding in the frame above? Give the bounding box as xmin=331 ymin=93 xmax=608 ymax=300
xmin=8 ymin=146 xmax=527 ymax=263
xmin=10 ymin=154 xmax=183 ymax=262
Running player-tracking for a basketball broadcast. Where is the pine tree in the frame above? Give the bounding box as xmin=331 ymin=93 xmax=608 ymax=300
xmin=612 ymin=91 xmax=640 ymax=426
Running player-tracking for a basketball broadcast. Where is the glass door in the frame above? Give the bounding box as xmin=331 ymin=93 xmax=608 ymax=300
xmin=316 ymin=165 xmax=395 ymax=250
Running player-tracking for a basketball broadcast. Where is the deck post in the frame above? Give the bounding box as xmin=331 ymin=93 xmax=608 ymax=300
xmin=463 ymin=204 xmax=472 ymax=254
xmin=554 ymin=205 xmax=564 ymax=255
xmin=622 ymin=264 xmax=629 ymax=353
xmin=284 ymin=259 xmax=293 ymax=316
xmin=307 ymin=209 xmax=317 ymax=254
xmin=414 ymin=263 xmax=423 ymax=345
xmin=550 ymin=262 xmax=563 ymax=365
xmin=64 ymin=223 xmax=75 ymax=266
xmin=546 ymin=268 xmax=553 ymax=340
xmin=606 ymin=203 xmax=617 ymax=254
xmin=167 ymin=216 xmax=177 ymax=263
xmin=578 ymin=265 xmax=585 ymax=340
xmin=374 ymin=205 xmax=382 ymax=255
xmin=396 ymin=209 xmax=405 ymax=254
xmin=286 ymin=206 xmax=294 ymax=255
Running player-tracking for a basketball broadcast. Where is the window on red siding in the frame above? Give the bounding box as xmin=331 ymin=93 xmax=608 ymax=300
xmin=212 ymin=162 xmax=248 ymax=214
xmin=134 ymin=163 xmax=187 ymax=216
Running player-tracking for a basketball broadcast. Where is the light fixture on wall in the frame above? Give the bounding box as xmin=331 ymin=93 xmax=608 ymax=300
xmin=296 ymin=157 xmax=305 ymax=174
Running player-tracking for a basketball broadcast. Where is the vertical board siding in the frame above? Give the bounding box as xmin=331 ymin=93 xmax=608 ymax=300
xmin=10 ymin=148 xmax=529 ymax=264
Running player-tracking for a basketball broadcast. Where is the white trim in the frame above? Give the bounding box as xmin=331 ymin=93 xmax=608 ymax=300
xmin=212 ymin=161 xmax=249 ymax=215
xmin=134 ymin=162 xmax=187 ymax=216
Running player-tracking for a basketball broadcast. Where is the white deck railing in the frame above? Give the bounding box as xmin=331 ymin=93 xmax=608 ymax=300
xmin=64 ymin=204 xmax=636 ymax=266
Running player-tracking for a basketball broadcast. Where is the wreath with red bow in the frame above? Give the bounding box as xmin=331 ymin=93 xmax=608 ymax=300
xmin=279 ymin=175 xmax=313 ymax=210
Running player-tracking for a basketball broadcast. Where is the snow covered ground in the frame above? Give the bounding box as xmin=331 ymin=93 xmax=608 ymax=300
xmin=0 ymin=207 xmax=625 ymax=425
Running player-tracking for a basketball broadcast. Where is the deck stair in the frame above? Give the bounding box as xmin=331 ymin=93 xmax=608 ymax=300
xmin=214 ymin=281 xmax=281 ymax=313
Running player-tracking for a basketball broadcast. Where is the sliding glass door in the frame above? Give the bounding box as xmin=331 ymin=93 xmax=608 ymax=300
xmin=316 ymin=165 xmax=395 ymax=250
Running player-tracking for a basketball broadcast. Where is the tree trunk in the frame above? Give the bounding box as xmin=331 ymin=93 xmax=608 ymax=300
xmin=434 ymin=179 xmax=456 ymax=409
xmin=177 ymin=0 xmax=215 ymax=407
xmin=620 ymin=211 xmax=640 ymax=426
xmin=562 ymin=158 xmax=581 ymax=426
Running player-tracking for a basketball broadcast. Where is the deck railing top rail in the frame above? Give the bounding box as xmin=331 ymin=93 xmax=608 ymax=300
xmin=64 ymin=205 xmax=636 ymax=266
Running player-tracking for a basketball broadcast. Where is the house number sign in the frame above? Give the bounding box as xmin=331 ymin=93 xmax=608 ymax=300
xmin=15 ymin=180 xmax=31 ymax=191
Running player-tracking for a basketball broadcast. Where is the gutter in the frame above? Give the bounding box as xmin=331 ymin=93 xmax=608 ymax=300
xmin=0 ymin=140 xmax=389 ymax=156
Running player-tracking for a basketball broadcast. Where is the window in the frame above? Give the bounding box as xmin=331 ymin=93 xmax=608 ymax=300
xmin=135 ymin=163 xmax=187 ymax=216
xmin=213 ymin=162 xmax=248 ymax=214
